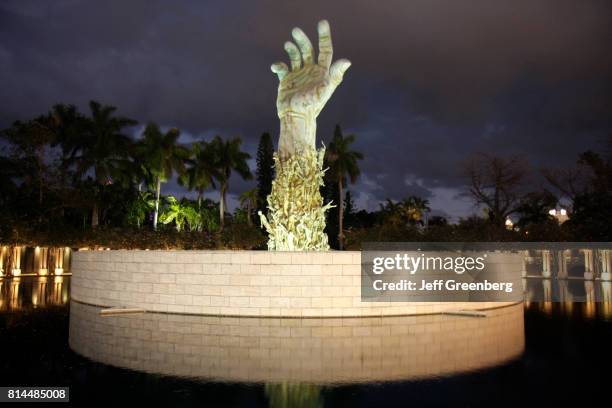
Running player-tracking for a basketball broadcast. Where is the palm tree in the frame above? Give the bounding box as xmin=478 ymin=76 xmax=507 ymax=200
xmin=136 ymin=122 xmax=189 ymax=230
xmin=239 ymin=187 xmax=259 ymax=226
xmin=51 ymin=103 xmax=87 ymax=162
xmin=325 ymin=125 xmax=363 ymax=250
xmin=208 ymin=136 xmax=252 ymax=229
xmin=400 ymin=196 xmax=431 ymax=226
xmin=127 ymin=138 xmax=156 ymax=193
xmin=179 ymin=141 xmax=218 ymax=210
xmin=65 ymin=101 xmax=137 ymax=227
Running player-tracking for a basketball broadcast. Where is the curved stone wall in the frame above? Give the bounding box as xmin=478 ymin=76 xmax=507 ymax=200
xmin=69 ymin=301 xmax=524 ymax=384
xmin=72 ymin=250 xmax=521 ymax=317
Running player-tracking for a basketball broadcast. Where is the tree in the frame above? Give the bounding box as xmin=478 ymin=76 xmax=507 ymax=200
xmin=256 ymin=132 xmax=275 ymax=215
xmin=198 ymin=199 xmax=220 ymax=232
xmin=544 ymin=145 xmax=612 ymax=203
xmin=379 ymin=196 xmax=430 ymax=227
xmin=1 ymin=114 xmax=57 ymax=212
xmin=379 ymin=199 xmax=404 ymax=226
xmin=515 ymin=190 xmax=558 ymax=229
xmin=126 ymin=190 xmax=154 ymax=228
xmin=564 ymin=146 xmax=612 ymax=240
xmin=321 ymin=170 xmax=340 ymax=248
xmin=343 ymin=190 xmax=355 ymax=228
xmin=239 ymin=187 xmax=258 ymax=226
xmin=428 ymin=215 xmax=448 ymax=227
xmin=325 ymin=125 xmax=363 ymax=249
xmin=400 ymin=196 xmax=431 ymax=226
xmin=50 ymin=103 xmax=88 ymax=163
xmin=136 ymin=122 xmax=189 ymax=230
xmin=464 ymin=153 xmax=528 ymax=227
xmin=209 ymin=136 xmax=253 ymax=229
xmin=179 ymin=140 xmax=218 ymax=210
xmin=0 ymin=156 xmax=18 ymax=209
xmin=64 ymin=101 xmax=137 ymax=227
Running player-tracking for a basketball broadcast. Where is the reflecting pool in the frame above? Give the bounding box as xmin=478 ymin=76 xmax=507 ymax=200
xmin=0 ymin=275 xmax=70 ymax=311
xmin=69 ymin=301 xmax=524 ymax=384
xmin=1 ymin=276 xmax=611 ymax=407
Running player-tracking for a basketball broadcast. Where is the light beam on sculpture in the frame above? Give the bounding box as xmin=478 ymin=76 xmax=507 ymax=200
xmin=259 ymin=20 xmax=351 ymax=251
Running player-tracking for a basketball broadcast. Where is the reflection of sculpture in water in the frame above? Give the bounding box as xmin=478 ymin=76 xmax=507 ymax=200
xmin=259 ymin=20 xmax=351 ymax=250
xmin=69 ymin=302 xmax=525 ymax=384
xmin=265 ymin=383 xmax=322 ymax=408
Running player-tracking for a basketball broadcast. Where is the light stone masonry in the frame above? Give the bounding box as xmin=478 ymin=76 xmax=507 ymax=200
xmin=71 ymin=250 xmax=521 ymax=317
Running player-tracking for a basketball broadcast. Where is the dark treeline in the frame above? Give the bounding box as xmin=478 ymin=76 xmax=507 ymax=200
xmin=1 ymin=101 xmax=610 ymax=249
xmin=338 ymin=138 xmax=612 ymax=248
xmin=0 ymin=101 xmax=262 ymax=248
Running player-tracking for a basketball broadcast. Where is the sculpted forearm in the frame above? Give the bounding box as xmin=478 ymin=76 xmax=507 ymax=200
xmin=278 ymin=113 xmax=317 ymax=159
xmin=271 ymin=20 xmax=350 ymax=159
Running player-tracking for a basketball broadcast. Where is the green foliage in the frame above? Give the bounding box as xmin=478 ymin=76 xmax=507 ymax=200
xmin=208 ymin=135 xmax=253 ymax=228
xmin=198 ymin=200 xmax=220 ymax=233
xmin=566 ymin=191 xmax=612 ymax=240
xmin=324 ymin=125 xmax=363 ymax=249
xmin=233 ymin=208 xmax=249 ymax=224
xmin=136 ymin=123 xmax=188 ymax=182
xmin=325 ymin=125 xmax=363 ymax=187
xmin=239 ymin=187 xmax=258 ymax=226
xmin=157 ymin=196 xmax=221 ymax=233
xmin=344 ymin=190 xmax=355 ymax=223
xmin=2 ymin=100 xmax=611 ymax=247
xmin=159 ymin=196 xmax=204 ymax=232
xmin=136 ymin=122 xmax=190 ymax=230
xmin=67 ymin=101 xmax=137 ymax=185
xmin=256 ymin=132 xmax=275 ymax=214
xmin=179 ymin=140 xmax=218 ymax=201
xmin=218 ymin=223 xmax=266 ymax=249
xmin=126 ymin=191 xmax=154 ymax=228
xmin=515 ymin=190 xmax=557 ymax=229
xmin=379 ymin=196 xmax=430 ymax=227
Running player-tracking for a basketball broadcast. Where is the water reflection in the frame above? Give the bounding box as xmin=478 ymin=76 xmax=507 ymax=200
xmin=265 ymin=383 xmax=322 ymax=408
xmin=523 ymin=278 xmax=612 ymax=320
xmin=69 ymin=301 xmax=524 ymax=385
xmin=0 ymin=246 xmax=71 ymax=276
xmin=0 ymin=276 xmax=70 ymax=311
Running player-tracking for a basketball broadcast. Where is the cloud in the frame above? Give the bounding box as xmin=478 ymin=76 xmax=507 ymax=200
xmin=1 ymin=0 xmax=611 ymax=217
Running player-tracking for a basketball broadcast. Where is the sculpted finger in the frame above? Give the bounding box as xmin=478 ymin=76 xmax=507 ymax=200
xmin=317 ymin=19 xmax=333 ymax=69
xmin=291 ymin=27 xmax=314 ymax=65
xmin=271 ymin=62 xmax=289 ymax=80
xmin=330 ymin=58 xmax=351 ymax=84
xmin=284 ymin=41 xmax=301 ymax=71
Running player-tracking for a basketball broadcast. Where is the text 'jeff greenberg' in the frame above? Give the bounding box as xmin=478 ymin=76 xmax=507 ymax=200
xmin=371 ymin=253 xmax=514 ymax=293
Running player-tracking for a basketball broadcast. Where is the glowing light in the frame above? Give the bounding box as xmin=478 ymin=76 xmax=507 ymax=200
xmin=560 ymin=208 xmax=567 ymax=216
xmin=548 ymin=209 xmax=556 ymax=216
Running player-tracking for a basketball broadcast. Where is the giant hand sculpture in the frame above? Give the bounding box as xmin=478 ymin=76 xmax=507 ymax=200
xmin=260 ymin=20 xmax=350 ymax=251
xmin=271 ymin=20 xmax=351 ymax=159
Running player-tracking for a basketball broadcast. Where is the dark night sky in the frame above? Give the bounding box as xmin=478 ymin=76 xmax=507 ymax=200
xmin=1 ymin=0 xmax=611 ymax=219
